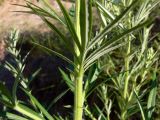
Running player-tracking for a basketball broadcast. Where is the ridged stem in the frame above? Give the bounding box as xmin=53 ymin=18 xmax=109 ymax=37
xmin=74 ymin=66 xmax=84 ymax=120
xmin=124 ymin=39 xmax=131 ymax=99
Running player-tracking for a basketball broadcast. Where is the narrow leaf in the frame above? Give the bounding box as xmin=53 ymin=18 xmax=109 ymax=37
xmin=84 ymin=20 xmax=152 ymax=70
xmin=32 ymin=42 xmax=75 ymax=67
xmin=0 ymin=97 xmax=13 ymax=108
xmin=6 ymin=112 xmax=29 ymax=120
xmin=22 ymin=89 xmax=54 ymax=120
xmin=0 ymin=82 xmax=13 ymax=103
xmin=56 ymin=0 xmax=82 ymax=52
xmin=87 ymin=0 xmax=139 ymax=51
xmin=80 ymin=0 xmax=92 ymax=50
xmin=47 ymin=89 xmax=70 ymax=111
xmin=147 ymin=68 xmax=157 ymax=119
xmin=134 ymin=90 xmax=146 ymax=120
xmin=59 ymin=68 xmax=74 ymax=91
xmin=14 ymin=103 xmax=45 ymax=120
xmin=26 ymin=2 xmax=80 ymax=63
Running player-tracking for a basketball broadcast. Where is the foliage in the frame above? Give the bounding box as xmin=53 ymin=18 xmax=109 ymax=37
xmin=0 ymin=0 xmax=160 ymax=120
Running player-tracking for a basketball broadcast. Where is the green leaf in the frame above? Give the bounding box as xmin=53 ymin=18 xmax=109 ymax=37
xmin=56 ymin=0 xmax=82 ymax=53
xmin=12 ymin=69 xmax=23 ymax=103
xmin=95 ymin=1 xmax=118 ymax=23
xmin=25 ymin=0 xmax=66 ymax=25
xmin=13 ymin=3 xmax=57 ymax=22
xmin=47 ymin=89 xmax=70 ymax=111
xmin=26 ymin=3 xmax=80 ymax=62
xmin=134 ymin=89 xmax=146 ymax=120
xmin=95 ymin=0 xmax=135 ymax=39
xmin=94 ymin=104 xmax=106 ymax=120
xmin=22 ymin=89 xmax=54 ymax=120
xmin=84 ymin=42 xmax=126 ymax=70
xmin=59 ymin=68 xmax=74 ymax=91
xmin=86 ymin=78 xmax=110 ymax=99
xmin=84 ymin=63 xmax=100 ymax=96
xmin=40 ymin=18 xmax=81 ymax=63
xmin=6 ymin=112 xmax=29 ymax=120
xmin=14 ymin=103 xmax=45 ymax=120
xmin=147 ymin=68 xmax=157 ymax=119
xmin=53 ymin=114 xmax=64 ymax=120
xmin=135 ymin=0 xmax=160 ymax=25
xmin=87 ymin=0 xmax=139 ymax=52
xmin=84 ymin=106 xmax=96 ymax=120
xmin=40 ymin=0 xmax=66 ymax=25
xmin=28 ymin=68 xmax=41 ymax=85
xmin=135 ymin=0 xmax=150 ymax=24
xmin=24 ymin=2 xmax=78 ymax=59
xmin=0 ymin=82 xmax=13 ymax=103
xmin=0 ymin=97 xmax=13 ymax=108
xmin=80 ymin=0 xmax=92 ymax=50
xmin=32 ymin=42 xmax=75 ymax=67
xmin=84 ymin=20 xmax=151 ymax=70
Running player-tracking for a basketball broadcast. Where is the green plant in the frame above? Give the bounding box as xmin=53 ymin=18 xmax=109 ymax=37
xmin=0 ymin=0 xmax=159 ymax=120
xmin=90 ymin=0 xmax=160 ymax=120
xmin=0 ymin=30 xmax=53 ymax=120
xmin=20 ymin=0 xmax=155 ymax=119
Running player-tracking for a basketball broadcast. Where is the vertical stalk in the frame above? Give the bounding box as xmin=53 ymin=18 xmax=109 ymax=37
xmin=121 ymin=111 xmax=127 ymax=120
xmin=122 ymin=11 xmax=131 ymax=120
xmin=124 ymin=40 xmax=131 ymax=99
xmin=107 ymin=114 xmax=110 ymax=120
xmin=123 ymin=11 xmax=132 ymax=99
xmin=74 ymin=1 xmax=84 ymax=120
xmin=74 ymin=66 xmax=84 ymax=120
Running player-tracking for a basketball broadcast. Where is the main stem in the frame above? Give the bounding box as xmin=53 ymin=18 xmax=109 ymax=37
xmin=74 ymin=66 xmax=84 ymax=120
xmin=74 ymin=1 xmax=84 ymax=120
xmin=123 ymin=11 xmax=132 ymax=99
xmin=121 ymin=111 xmax=127 ymax=120
xmin=123 ymin=40 xmax=130 ymax=99
xmin=122 ymin=11 xmax=132 ymax=120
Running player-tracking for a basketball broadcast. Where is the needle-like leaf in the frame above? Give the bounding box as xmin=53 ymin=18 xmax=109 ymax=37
xmin=32 ymin=42 xmax=76 ymax=67
xmin=5 ymin=112 xmax=29 ymax=120
xmin=22 ymin=89 xmax=54 ymax=120
xmin=134 ymin=90 xmax=146 ymax=120
xmin=87 ymin=0 xmax=139 ymax=52
xmin=85 ymin=20 xmax=151 ymax=70
xmin=80 ymin=0 xmax=92 ymax=51
xmin=56 ymin=0 xmax=82 ymax=53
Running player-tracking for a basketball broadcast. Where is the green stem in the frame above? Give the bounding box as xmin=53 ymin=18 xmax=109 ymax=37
xmin=121 ymin=111 xmax=127 ymax=120
xmin=74 ymin=1 xmax=84 ymax=120
xmin=74 ymin=66 xmax=84 ymax=120
xmin=123 ymin=36 xmax=131 ymax=120
xmin=123 ymin=11 xmax=132 ymax=99
xmin=124 ymin=40 xmax=131 ymax=99
xmin=107 ymin=114 xmax=110 ymax=120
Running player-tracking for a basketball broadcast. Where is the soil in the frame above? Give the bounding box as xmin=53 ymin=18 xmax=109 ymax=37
xmin=0 ymin=0 xmax=72 ymax=38
xmin=0 ymin=0 xmax=73 ymax=58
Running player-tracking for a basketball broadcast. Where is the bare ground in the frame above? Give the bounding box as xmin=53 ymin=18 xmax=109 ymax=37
xmin=0 ymin=0 xmax=72 ymax=38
